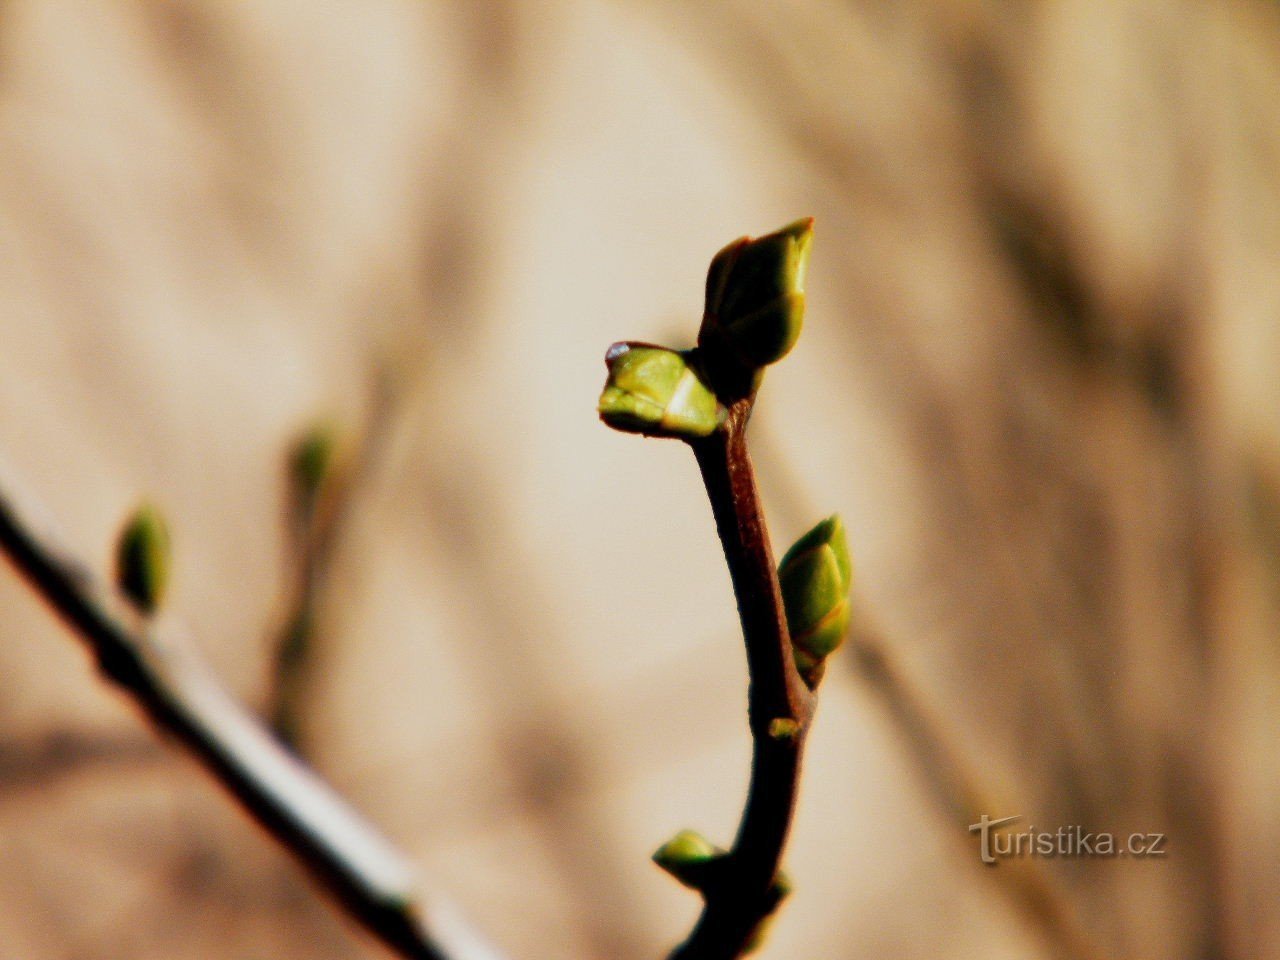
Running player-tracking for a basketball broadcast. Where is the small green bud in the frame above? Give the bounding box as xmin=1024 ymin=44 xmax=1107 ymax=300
xmin=652 ymin=829 xmax=724 ymax=890
xmin=778 ymin=514 xmax=852 ymax=685
xmin=598 ymin=343 xmax=722 ymax=439
xmin=768 ymin=717 xmax=800 ymax=741
xmin=742 ymin=872 xmax=793 ymax=954
xmin=116 ymin=503 xmax=171 ymax=614
xmin=771 ymin=870 xmax=794 ymax=901
xmin=290 ymin=421 xmax=338 ymax=501
xmin=699 ymin=218 xmax=813 ymax=369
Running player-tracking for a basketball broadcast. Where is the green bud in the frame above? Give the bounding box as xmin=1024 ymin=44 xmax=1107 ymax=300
xmin=742 ymin=872 xmax=793 ymax=954
xmin=290 ymin=421 xmax=338 ymax=501
xmin=768 ymin=717 xmax=800 ymax=741
xmin=778 ymin=514 xmax=852 ymax=685
xmin=699 ymin=218 xmax=813 ymax=369
xmin=652 ymin=829 xmax=724 ymax=890
xmin=598 ymin=343 xmax=722 ymax=439
xmin=771 ymin=870 xmax=794 ymax=902
xmin=116 ymin=503 xmax=171 ymax=615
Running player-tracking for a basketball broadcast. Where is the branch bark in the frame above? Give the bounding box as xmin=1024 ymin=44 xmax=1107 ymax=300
xmin=670 ymin=399 xmax=816 ymax=960
xmin=0 ymin=457 xmax=504 ymax=960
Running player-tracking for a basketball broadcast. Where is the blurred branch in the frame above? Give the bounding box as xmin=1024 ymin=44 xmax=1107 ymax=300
xmin=847 ymin=620 xmax=1111 ymax=960
xmin=0 ymin=731 xmax=157 ymax=791
xmin=269 ymin=372 xmax=401 ymax=748
xmin=0 ymin=457 xmax=504 ymax=960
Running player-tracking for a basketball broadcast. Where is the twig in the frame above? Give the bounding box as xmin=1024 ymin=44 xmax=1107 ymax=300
xmin=598 ymin=218 xmax=822 ymax=957
xmin=0 ymin=457 xmax=504 ymax=960
xmin=671 ymin=399 xmax=816 ymax=960
xmin=269 ymin=372 xmax=401 ymax=747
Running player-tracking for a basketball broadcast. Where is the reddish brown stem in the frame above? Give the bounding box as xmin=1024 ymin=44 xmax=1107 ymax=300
xmin=671 ymin=400 xmax=815 ymax=960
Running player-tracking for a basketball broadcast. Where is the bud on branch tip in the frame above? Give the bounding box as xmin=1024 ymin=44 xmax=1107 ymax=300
xmin=116 ymin=502 xmax=171 ymax=615
xmin=699 ymin=217 xmax=814 ymax=370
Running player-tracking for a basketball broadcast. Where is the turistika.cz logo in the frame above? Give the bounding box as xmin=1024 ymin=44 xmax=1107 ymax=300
xmin=968 ymin=815 xmax=1167 ymax=864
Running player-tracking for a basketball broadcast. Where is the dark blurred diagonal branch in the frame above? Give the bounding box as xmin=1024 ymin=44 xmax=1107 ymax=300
xmin=0 ymin=457 xmax=504 ymax=960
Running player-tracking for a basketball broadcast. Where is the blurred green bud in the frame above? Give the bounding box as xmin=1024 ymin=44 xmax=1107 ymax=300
xmin=768 ymin=717 xmax=800 ymax=741
xmin=116 ymin=503 xmax=171 ymax=615
xmin=652 ymin=829 xmax=725 ymax=890
xmin=742 ymin=871 xmax=794 ymax=954
xmin=699 ymin=218 xmax=813 ymax=369
xmin=771 ymin=870 xmax=794 ymax=901
xmin=778 ymin=514 xmax=852 ymax=685
xmin=598 ymin=343 xmax=722 ymax=439
xmin=290 ymin=421 xmax=338 ymax=502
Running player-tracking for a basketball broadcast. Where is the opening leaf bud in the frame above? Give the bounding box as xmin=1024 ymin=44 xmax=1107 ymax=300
xmin=598 ymin=343 xmax=722 ymax=439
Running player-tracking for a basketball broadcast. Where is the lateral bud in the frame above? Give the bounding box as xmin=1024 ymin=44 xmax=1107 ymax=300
xmin=778 ymin=514 xmax=852 ymax=687
xmin=652 ymin=829 xmax=725 ymax=890
xmin=743 ymin=871 xmax=794 ymax=954
xmin=115 ymin=502 xmax=171 ymax=615
xmin=768 ymin=717 xmax=800 ymax=741
xmin=289 ymin=420 xmax=339 ymax=504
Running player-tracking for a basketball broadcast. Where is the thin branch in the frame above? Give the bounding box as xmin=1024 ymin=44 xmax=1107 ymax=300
xmin=269 ymin=372 xmax=401 ymax=747
xmin=671 ymin=399 xmax=816 ymax=960
xmin=0 ymin=457 xmax=505 ymax=960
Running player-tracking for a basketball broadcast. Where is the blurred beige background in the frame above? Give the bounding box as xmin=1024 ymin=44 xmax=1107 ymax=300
xmin=1 ymin=1 xmax=1279 ymax=958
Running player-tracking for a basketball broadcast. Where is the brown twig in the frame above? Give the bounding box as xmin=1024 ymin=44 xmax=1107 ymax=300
xmin=0 ymin=457 xmax=504 ymax=960
xmin=671 ymin=398 xmax=817 ymax=960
